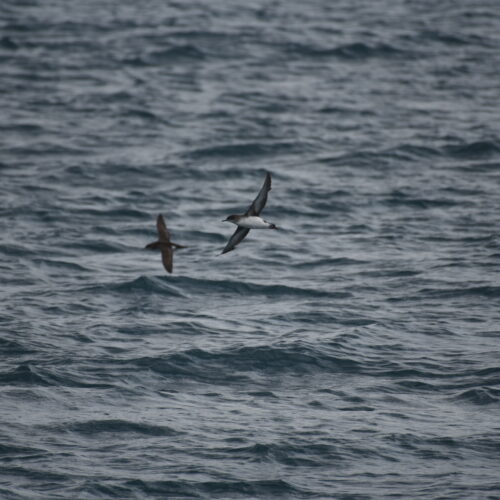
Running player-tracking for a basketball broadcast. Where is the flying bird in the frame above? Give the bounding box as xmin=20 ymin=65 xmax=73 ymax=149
xmin=145 ymin=214 xmax=186 ymax=273
xmin=221 ymin=172 xmax=277 ymax=254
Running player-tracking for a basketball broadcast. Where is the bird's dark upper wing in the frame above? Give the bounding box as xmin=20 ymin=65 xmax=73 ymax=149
xmin=156 ymin=214 xmax=171 ymax=243
xmin=245 ymin=172 xmax=271 ymax=216
xmin=221 ymin=227 xmax=250 ymax=254
xmin=160 ymin=246 xmax=173 ymax=273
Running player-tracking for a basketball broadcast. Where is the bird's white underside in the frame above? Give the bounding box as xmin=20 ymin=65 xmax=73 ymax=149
xmin=230 ymin=216 xmax=273 ymax=229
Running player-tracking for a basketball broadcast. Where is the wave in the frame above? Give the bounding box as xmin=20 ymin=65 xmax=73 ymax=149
xmin=385 ymin=143 xmax=441 ymax=161
xmin=120 ymin=108 xmax=165 ymax=123
xmin=319 ymin=150 xmax=384 ymax=168
xmin=0 ymin=338 xmax=34 ymax=356
xmin=418 ymin=286 xmax=500 ymax=299
xmin=385 ymin=432 xmax=500 ymax=457
xmin=0 ymin=465 xmax=67 ymax=484
xmin=147 ymin=44 xmax=206 ymax=62
xmin=383 ymin=192 xmax=460 ymax=209
xmin=222 ymin=441 xmax=344 ymax=467
xmin=406 ymin=29 xmax=492 ymax=48
xmin=62 ymin=419 xmax=178 ymax=437
xmin=452 ymin=387 xmax=500 ymax=405
xmin=177 ymin=276 xmax=343 ymax=298
xmin=0 ymin=364 xmax=54 ymax=387
xmin=318 ymin=145 xmax=440 ymax=169
xmin=69 ymin=239 xmax=131 ymax=253
xmin=0 ymin=123 xmax=43 ymax=134
xmin=128 ymin=341 xmax=362 ymax=383
xmin=286 ymin=41 xmax=408 ymax=60
xmin=69 ymin=207 xmax=149 ymax=220
xmin=0 ymin=443 xmax=45 ymax=457
xmin=444 ymin=140 xmax=500 ymax=159
xmin=272 ymin=310 xmax=374 ymax=327
xmin=0 ymin=364 xmax=114 ymax=389
xmin=0 ymin=243 xmax=37 ymax=257
xmin=0 ymin=36 xmax=18 ymax=50
xmin=319 ymin=140 xmax=500 ymax=169
xmin=2 ymin=142 xmax=88 ymax=157
xmin=296 ymin=257 xmax=369 ymax=269
xmin=90 ymin=275 xmax=339 ymax=299
xmin=388 ymin=285 xmax=500 ymax=303
xmin=100 ymin=276 xmax=186 ymax=297
xmin=184 ymin=140 xmax=310 ymax=160
xmin=125 ymin=478 xmax=306 ymax=498
xmin=31 ymin=258 xmax=91 ymax=272
xmin=360 ymin=269 xmax=420 ymax=278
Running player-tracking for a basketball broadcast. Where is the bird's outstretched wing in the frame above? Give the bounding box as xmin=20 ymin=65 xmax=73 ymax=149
xmin=156 ymin=214 xmax=171 ymax=243
xmin=245 ymin=172 xmax=271 ymax=216
xmin=160 ymin=246 xmax=173 ymax=273
xmin=222 ymin=227 xmax=250 ymax=254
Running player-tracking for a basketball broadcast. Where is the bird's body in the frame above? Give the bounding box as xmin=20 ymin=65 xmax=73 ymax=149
xmin=145 ymin=214 xmax=186 ymax=273
xmin=221 ymin=172 xmax=277 ymax=254
xmin=226 ymin=215 xmax=275 ymax=230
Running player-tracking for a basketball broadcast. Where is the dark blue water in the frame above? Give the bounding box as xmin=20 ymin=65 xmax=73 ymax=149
xmin=1 ymin=1 xmax=500 ymax=498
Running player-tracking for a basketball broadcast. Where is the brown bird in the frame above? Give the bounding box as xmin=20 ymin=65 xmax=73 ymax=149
xmin=145 ymin=214 xmax=186 ymax=273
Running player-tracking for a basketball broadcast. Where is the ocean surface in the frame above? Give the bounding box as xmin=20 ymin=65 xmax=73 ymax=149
xmin=1 ymin=0 xmax=500 ymax=499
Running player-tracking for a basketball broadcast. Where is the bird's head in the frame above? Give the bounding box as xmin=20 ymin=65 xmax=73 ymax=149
xmin=222 ymin=215 xmax=239 ymax=223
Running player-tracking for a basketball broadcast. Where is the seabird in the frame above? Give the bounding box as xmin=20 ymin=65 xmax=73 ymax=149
xmin=221 ymin=172 xmax=277 ymax=254
xmin=145 ymin=214 xmax=186 ymax=273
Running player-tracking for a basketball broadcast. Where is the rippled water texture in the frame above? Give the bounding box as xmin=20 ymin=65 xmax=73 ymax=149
xmin=1 ymin=0 xmax=500 ymax=498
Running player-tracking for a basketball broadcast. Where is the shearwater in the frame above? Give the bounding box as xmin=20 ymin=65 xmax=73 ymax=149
xmin=145 ymin=214 xmax=186 ymax=273
xmin=221 ymin=172 xmax=278 ymax=254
